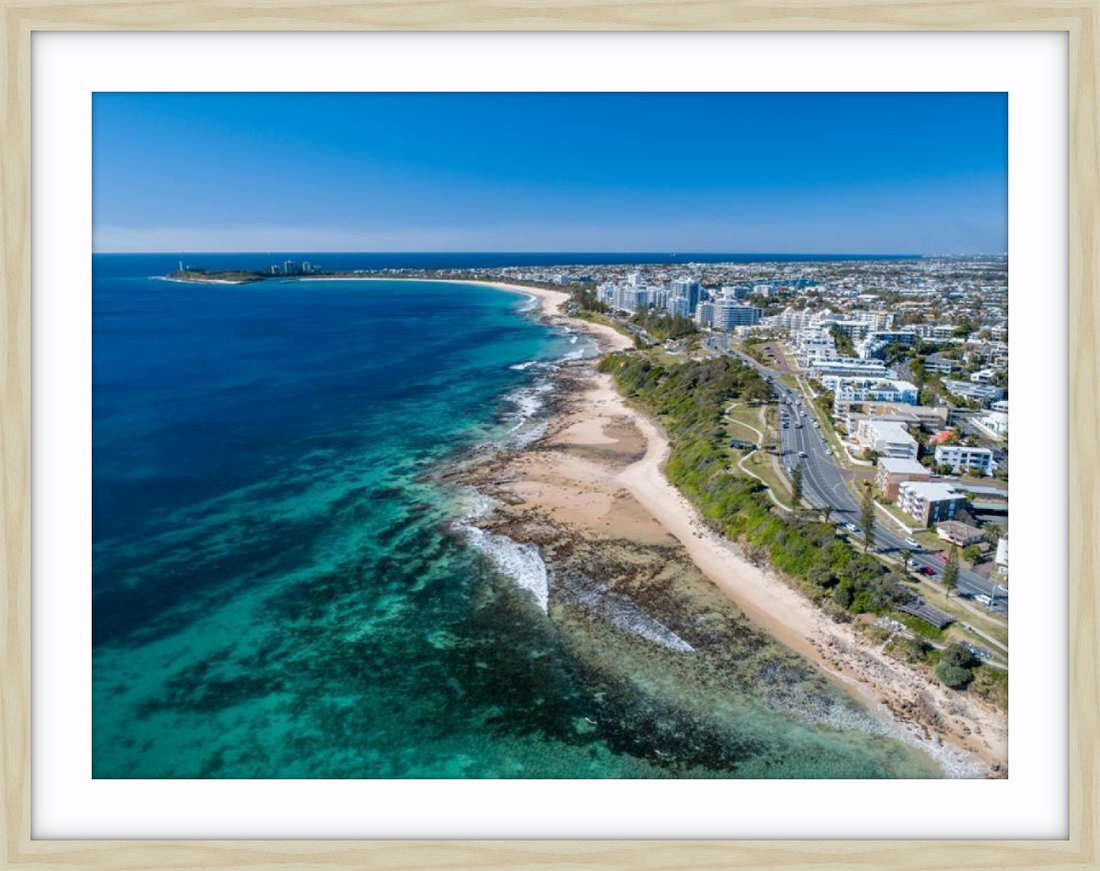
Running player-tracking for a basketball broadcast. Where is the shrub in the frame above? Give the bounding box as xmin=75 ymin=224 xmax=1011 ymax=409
xmin=935 ymin=662 xmax=974 ymax=689
xmin=892 ymin=636 xmax=931 ymax=664
xmin=941 ymin=642 xmax=976 ymax=669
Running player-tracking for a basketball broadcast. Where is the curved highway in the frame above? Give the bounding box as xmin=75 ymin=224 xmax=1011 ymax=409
xmin=707 ymin=338 xmax=1008 ymax=617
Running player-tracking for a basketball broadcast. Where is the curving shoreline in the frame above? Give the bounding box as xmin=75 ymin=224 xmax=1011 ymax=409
xmin=496 ymin=280 xmax=1006 ymax=776
xmin=371 ymin=277 xmax=1007 ymax=776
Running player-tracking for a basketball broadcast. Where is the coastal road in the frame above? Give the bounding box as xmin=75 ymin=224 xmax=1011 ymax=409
xmin=705 ymin=337 xmax=1008 ymax=617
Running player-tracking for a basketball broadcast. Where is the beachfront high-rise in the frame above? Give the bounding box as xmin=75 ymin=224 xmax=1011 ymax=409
xmin=711 ymin=298 xmax=763 ymax=330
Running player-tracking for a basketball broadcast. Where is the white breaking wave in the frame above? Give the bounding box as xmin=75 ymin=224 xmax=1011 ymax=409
xmin=502 ymin=379 xmax=555 ymax=447
xmin=509 ymin=360 xmax=540 ymax=371
xmin=462 ymin=526 xmax=549 ymax=613
xmin=453 ymin=488 xmax=550 ymax=613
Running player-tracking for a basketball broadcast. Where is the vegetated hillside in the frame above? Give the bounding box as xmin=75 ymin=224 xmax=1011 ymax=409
xmin=598 ymin=352 xmax=1007 ymax=709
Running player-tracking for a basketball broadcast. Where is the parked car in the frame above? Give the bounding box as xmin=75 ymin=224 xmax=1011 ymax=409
xmin=918 ymin=566 xmax=935 ymax=576
xmin=935 ymin=552 xmax=947 ymax=563
xmin=904 ymin=537 xmax=920 ymax=548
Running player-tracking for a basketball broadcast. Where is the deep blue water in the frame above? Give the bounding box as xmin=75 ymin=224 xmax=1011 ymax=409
xmin=92 ymin=255 xmax=943 ymax=779
xmin=93 ymin=251 xmax=922 ymax=276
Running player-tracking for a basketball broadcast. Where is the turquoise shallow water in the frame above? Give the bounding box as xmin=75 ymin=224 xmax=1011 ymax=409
xmin=92 ymin=259 xmax=944 ymax=778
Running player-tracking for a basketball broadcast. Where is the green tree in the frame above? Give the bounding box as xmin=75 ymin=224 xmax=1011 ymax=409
xmin=822 ymin=505 xmax=833 ymax=524
xmin=900 ymin=548 xmax=912 ymax=569
xmin=962 ymin=544 xmax=982 ymax=565
xmin=942 ymin=544 xmax=960 ymax=600
xmin=910 ymin=358 xmax=927 ymax=386
xmin=935 ymin=662 xmax=974 ymax=689
xmin=860 ymin=484 xmax=875 ymax=553
xmin=807 ymin=560 xmax=833 ymax=589
xmin=791 ymin=464 xmax=803 ymax=508
xmin=941 ymin=642 xmax=975 ymax=669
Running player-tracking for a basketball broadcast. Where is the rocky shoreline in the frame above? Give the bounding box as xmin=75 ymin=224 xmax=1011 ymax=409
xmin=441 ymin=282 xmax=1007 ymax=778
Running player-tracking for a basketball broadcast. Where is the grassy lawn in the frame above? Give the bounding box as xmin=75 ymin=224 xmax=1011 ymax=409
xmin=874 ymin=498 xmax=921 ymax=531
xmin=739 ymin=449 xmax=794 ymax=509
xmin=912 ymin=529 xmax=949 ymax=552
xmin=725 ymin=403 xmax=769 ymax=442
xmin=646 ymin=346 xmax=693 ymax=366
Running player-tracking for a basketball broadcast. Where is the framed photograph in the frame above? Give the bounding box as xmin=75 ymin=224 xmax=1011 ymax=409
xmin=3 ymin=6 xmax=1094 ymax=870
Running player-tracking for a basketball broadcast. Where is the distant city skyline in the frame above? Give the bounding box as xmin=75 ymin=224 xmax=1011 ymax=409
xmin=93 ymin=92 xmax=1008 ymax=255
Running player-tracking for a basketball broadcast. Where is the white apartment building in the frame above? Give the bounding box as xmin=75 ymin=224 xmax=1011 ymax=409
xmin=794 ymin=327 xmax=838 ymax=367
xmin=667 ymin=295 xmax=693 ymax=318
xmin=810 ymin=358 xmax=893 ymax=380
xmin=830 ymin=320 xmax=872 ymax=342
xmin=668 ymin=279 xmax=702 ymax=310
xmin=934 ymin=445 xmax=996 ymax=476
xmin=859 ymin=310 xmax=898 ymax=330
xmin=897 ymin=481 xmax=966 ymax=526
xmin=944 ymin=380 xmax=1006 ymax=406
xmin=854 ymin=419 xmax=918 ymax=459
xmin=712 ymin=299 xmax=762 ymax=330
xmin=614 ymin=286 xmax=650 ymax=313
xmin=597 ymin=282 xmax=653 ymax=314
xmin=822 ymin=377 xmax=919 ymax=412
xmin=856 ymin=330 xmax=918 ymax=361
xmin=969 ymin=368 xmax=999 ymax=384
xmin=694 ymin=300 xmax=714 ymax=328
xmin=763 ymin=306 xmax=835 ymax=333
xmin=974 ymin=402 xmax=1008 ymax=439
xmin=910 ymin=323 xmax=956 ymax=342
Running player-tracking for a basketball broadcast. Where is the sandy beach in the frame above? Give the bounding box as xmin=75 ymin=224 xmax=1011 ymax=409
xmin=451 ymin=279 xmax=1007 ymax=777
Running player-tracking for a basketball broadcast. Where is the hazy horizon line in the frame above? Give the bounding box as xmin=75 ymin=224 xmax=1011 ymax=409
xmin=93 ymin=249 xmax=1009 ymax=258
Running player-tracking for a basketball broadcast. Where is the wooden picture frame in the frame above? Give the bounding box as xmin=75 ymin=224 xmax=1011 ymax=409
xmin=1 ymin=5 xmax=1093 ymax=869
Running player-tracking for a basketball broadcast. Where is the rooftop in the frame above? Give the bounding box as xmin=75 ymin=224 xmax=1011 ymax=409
xmin=864 ymin=420 xmax=913 ymax=439
xmin=899 ymin=481 xmax=963 ymax=501
xmin=877 ymin=457 xmax=928 ymax=475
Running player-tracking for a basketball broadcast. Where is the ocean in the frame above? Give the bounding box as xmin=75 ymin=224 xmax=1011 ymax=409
xmin=92 ymin=254 xmax=944 ymax=779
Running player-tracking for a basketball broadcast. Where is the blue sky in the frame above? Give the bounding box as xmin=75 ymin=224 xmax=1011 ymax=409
xmin=92 ymin=92 xmax=1007 ymax=254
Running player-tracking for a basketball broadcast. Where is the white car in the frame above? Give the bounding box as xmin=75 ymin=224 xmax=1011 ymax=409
xmin=904 ymin=537 xmax=920 ymax=548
